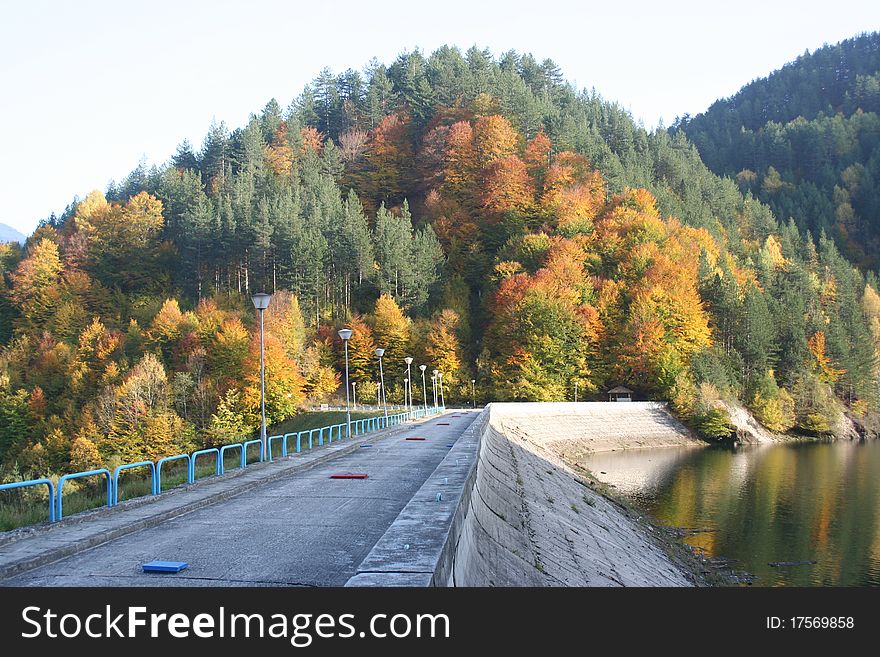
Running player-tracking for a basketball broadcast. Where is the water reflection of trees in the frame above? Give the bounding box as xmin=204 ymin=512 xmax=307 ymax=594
xmin=583 ymin=442 xmax=880 ymax=586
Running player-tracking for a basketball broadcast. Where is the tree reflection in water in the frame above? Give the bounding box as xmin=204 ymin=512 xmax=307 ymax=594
xmin=580 ymin=441 xmax=880 ymax=586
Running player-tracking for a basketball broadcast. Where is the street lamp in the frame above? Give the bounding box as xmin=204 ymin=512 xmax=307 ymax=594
xmin=404 ymin=357 xmax=413 ymax=414
xmin=438 ymin=372 xmax=445 ymax=409
xmin=403 ymin=378 xmax=409 ymax=412
xmin=338 ymin=328 xmax=353 ymax=439
xmin=471 ymin=379 xmax=476 ymax=408
xmin=251 ymin=292 xmax=271 ymax=459
xmin=376 ymin=348 xmax=388 ymax=420
xmin=431 ymin=372 xmax=438 ymax=409
xmin=419 ymin=365 xmax=428 ymax=415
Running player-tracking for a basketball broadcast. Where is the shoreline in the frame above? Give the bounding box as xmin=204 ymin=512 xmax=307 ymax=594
xmin=480 ymin=403 xmax=746 ymax=586
xmin=567 ymin=460 xmax=748 ymax=586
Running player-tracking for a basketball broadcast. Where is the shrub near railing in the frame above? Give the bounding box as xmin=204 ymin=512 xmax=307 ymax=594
xmin=0 ymin=406 xmax=444 ymax=529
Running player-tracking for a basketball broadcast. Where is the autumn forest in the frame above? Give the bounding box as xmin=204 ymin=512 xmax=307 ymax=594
xmin=2 ymin=43 xmax=880 ymax=482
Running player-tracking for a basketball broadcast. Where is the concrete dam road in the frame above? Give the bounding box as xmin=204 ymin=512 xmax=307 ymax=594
xmin=2 ymin=412 xmax=479 ymax=587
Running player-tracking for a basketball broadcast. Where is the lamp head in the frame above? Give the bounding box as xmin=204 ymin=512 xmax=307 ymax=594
xmin=432 ymin=369 xmax=439 ymax=376
xmin=375 ymin=348 xmax=385 ymax=358
xmin=419 ymin=365 xmax=426 ymax=372
xmin=337 ymin=328 xmax=353 ymax=341
xmin=404 ymin=356 xmax=413 ymax=365
xmin=251 ymin=292 xmax=271 ymax=310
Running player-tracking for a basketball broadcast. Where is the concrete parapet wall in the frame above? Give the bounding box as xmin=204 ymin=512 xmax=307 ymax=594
xmin=492 ymin=401 xmax=702 ymax=460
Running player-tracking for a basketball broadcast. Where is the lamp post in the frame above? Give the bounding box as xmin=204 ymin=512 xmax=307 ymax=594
xmin=338 ymin=328 xmax=353 ymax=439
xmin=403 ymin=378 xmax=409 ymax=412
xmin=431 ymin=372 xmax=438 ymax=409
xmin=438 ymin=372 xmax=445 ymax=409
xmin=404 ymin=357 xmax=413 ymax=414
xmin=574 ymin=381 xmax=578 ymax=403
xmin=251 ymin=292 xmax=271 ymax=459
xmin=376 ymin=348 xmax=388 ymax=420
xmin=419 ymin=365 xmax=428 ymax=415
xmin=471 ymin=379 xmax=476 ymax=408
xmin=351 ymin=381 xmax=357 ymax=410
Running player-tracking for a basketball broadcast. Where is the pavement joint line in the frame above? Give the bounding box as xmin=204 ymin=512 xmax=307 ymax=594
xmin=0 ymin=413 xmax=453 ymax=581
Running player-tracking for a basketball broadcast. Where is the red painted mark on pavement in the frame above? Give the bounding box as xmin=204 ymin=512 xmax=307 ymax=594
xmin=329 ymin=473 xmax=369 ymax=479
xmin=406 ymin=437 xmax=426 ymax=441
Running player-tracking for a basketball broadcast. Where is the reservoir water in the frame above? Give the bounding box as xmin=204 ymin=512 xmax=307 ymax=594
xmin=580 ymin=440 xmax=880 ymax=586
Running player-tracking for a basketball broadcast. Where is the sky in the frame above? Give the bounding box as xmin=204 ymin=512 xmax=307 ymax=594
xmin=1 ymin=0 xmax=878 ymax=236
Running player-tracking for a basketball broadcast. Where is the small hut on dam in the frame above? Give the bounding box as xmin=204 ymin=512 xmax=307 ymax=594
xmin=607 ymin=385 xmax=633 ymax=402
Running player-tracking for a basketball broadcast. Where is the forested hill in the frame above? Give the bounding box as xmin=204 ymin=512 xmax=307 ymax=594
xmin=673 ymin=32 xmax=880 ymax=270
xmin=2 ymin=46 xmax=879 ymax=481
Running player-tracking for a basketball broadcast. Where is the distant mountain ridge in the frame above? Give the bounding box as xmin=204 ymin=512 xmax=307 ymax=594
xmin=0 ymin=223 xmax=26 ymax=244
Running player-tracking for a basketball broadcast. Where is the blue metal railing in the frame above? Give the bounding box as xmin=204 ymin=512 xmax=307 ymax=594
xmin=243 ymin=439 xmax=264 ymax=464
xmin=156 ymin=454 xmax=192 ymax=493
xmin=0 ymin=478 xmax=55 ymax=523
xmin=268 ymin=434 xmax=285 ymax=460
xmin=190 ymin=448 xmax=220 ymax=482
xmin=1 ymin=405 xmax=446 ymax=526
xmin=220 ymin=443 xmax=244 ymax=474
xmin=57 ymin=468 xmax=112 ymax=520
xmin=112 ymin=461 xmax=156 ymax=504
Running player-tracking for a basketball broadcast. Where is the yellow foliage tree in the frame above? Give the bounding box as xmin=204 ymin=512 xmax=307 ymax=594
xmin=371 ymin=293 xmax=411 ymax=384
xmin=69 ymin=435 xmax=103 ymax=471
xmin=473 ymin=115 xmax=519 ymax=168
xmin=808 ymin=331 xmax=845 ymax=383
xmin=263 ymin=290 xmax=306 ymax=361
xmin=242 ymin=332 xmax=304 ymax=427
xmin=426 ymin=309 xmax=465 ymax=396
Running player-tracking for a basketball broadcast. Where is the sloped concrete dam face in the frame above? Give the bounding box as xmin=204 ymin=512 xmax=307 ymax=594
xmin=447 ymin=403 xmax=701 ymax=586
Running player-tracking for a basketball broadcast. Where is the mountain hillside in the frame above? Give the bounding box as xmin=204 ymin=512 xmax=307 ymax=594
xmin=674 ymin=32 xmax=880 ymax=270
xmin=2 ymin=46 xmax=879 ymax=482
xmin=0 ymin=223 xmax=25 ymax=244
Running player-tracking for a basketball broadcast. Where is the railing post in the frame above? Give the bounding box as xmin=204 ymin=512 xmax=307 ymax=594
xmin=156 ymin=455 xmax=192 ymax=494
xmin=219 ymin=444 xmax=244 ymax=475
xmin=112 ymin=461 xmax=156 ymax=506
xmin=242 ymin=439 xmax=264 ymax=465
xmin=56 ymin=469 xmax=112 ymax=521
xmin=191 ymin=448 xmax=221 ymax=482
xmin=0 ymin=479 xmax=55 ymax=523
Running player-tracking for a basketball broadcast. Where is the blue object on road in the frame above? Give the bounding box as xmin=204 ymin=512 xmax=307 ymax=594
xmin=360 ymin=444 xmax=373 ymax=448
xmin=143 ymin=560 xmax=189 ymax=573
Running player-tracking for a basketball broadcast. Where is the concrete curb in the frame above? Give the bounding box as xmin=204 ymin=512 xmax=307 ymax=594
xmin=345 ymin=408 xmax=488 ymax=587
xmin=0 ymin=417 xmax=439 ymax=581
